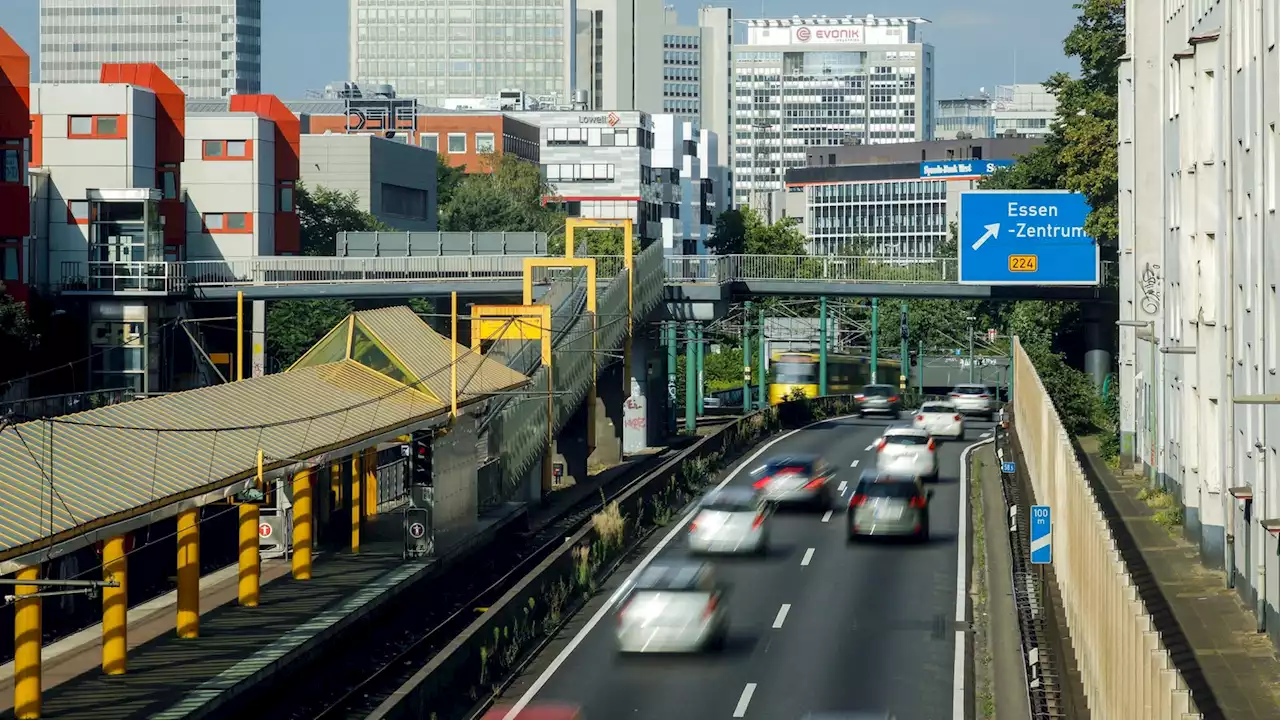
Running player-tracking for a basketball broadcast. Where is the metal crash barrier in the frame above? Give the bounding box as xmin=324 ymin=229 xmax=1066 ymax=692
xmin=1010 ymin=338 xmax=1201 ymax=719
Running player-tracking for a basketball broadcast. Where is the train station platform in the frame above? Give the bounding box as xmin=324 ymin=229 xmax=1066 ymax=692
xmin=0 ymin=505 xmax=525 ymax=720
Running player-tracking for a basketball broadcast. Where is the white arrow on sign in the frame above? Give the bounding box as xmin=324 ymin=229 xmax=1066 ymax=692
xmin=971 ymin=223 xmax=1001 ymax=250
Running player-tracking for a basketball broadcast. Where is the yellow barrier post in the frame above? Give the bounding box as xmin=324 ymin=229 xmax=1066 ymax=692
xmin=363 ymin=447 xmax=378 ymax=517
xmin=102 ymin=535 xmax=127 ymax=674
xmin=330 ymin=458 xmax=342 ymax=522
xmin=292 ymin=468 xmax=313 ymax=580
xmin=176 ymin=508 xmax=200 ymax=638
xmin=236 ymin=290 xmax=244 ymax=381
xmin=13 ymin=565 xmax=40 ymax=719
xmin=239 ymin=448 xmax=263 ymax=606
xmin=350 ymin=450 xmax=362 ymax=553
xmin=451 ymin=291 xmax=459 ymax=417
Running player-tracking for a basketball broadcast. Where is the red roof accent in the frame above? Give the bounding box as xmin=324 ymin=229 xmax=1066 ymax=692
xmin=230 ymin=94 xmax=300 ymax=182
xmin=0 ymin=28 xmax=31 ymax=139
xmin=99 ymin=63 xmax=186 ymax=163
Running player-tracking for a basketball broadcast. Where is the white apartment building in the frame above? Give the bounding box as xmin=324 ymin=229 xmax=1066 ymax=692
xmin=1118 ymin=0 xmax=1280 ymax=642
xmin=732 ymin=16 xmax=935 ymax=210
xmin=660 ymin=6 xmax=735 ymax=174
xmin=576 ymin=0 xmax=664 ymax=113
xmin=38 ymin=0 xmax=262 ymax=99
xmin=183 ymin=113 xmax=283 ymax=259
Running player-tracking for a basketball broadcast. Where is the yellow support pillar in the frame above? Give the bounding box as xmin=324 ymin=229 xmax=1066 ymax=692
xmin=330 ymin=459 xmax=342 ymax=518
xmin=102 ymin=535 xmax=127 ymax=674
xmin=13 ymin=565 xmax=41 ymax=719
xmin=176 ymin=508 xmax=200 ymax=638
xmin=350 ymin=451 xmax=362 ymax=553
xmin=292 ymin=468 xmax=313 ymax=580
xmin=238 ymin=503 xmax=260 ymax=607
xmin=363 ymin=448 xmax=378 ymax=517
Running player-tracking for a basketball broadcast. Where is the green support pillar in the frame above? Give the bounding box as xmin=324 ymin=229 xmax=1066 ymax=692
xmin=666 ymin=322 xmax=678 ymax=435
xmin=742 ymin=301 xmax=753 ymax=413
xmin=870 ymin=298 xmax=879 ymax=383
xmin=917 ymin=340 xmax=924 ymax=396
xmin=695 ymin=324 xmax=705 ymax=416
xmin=818 ymin=296 xmax=829 ymax=396
xmin=757 ymin=307 xmax=767 ymax=409
xmin=684 ymin=323 xmax=696 ymax=434
xmin=968 ymin=319 xmax=976 ymax=384
xmin=899 ymin=303 xmax=909 ymax=396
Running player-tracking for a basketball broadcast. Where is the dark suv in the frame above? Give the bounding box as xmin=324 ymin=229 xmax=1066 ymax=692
xmin=855 ymin=384 xmax=903 ymax=417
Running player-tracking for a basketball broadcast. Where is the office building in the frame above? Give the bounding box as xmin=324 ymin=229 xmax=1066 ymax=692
xmin=576 ymin=0 xmax=663 ymax=113
xmin=782 ymin=137 xmax=1043 ymax=257
xmin=299 ymin=134 xmax=437 ymax=232
xmin=0 ymin=30 xmax=30 ymax=305
xmin=1117 ymin=0 xmax=1279 ymax=636
xmin=660 ymin=6 xmax=734 ymax=173
xmin=349 ymin=0 xmax=575 ymax=108
xmin=732 ymin=16 xmax=935 ymax=211
xmin=934 ymin=84 xmax=1057 ymax=140
xmin=652 ymin=114 xmax=725 ymax=253
xmin=38 ymin=0 xmax=262 ymax=99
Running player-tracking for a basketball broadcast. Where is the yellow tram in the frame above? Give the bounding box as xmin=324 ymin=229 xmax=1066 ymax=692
xmin=767 ymin=351 xmax=901 ymax=405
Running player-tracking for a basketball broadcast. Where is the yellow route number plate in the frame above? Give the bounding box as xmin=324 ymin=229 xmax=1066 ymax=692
xmin=1008 ymin=254 xmax=1038 ymax=272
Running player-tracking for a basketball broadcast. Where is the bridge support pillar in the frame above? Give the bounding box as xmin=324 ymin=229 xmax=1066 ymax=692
xmin=292 ymin=468 xmax=313 ymax=580
xmin=589 ymin=361 xmax=623 ymax=467
xmin=176 ymin=508 xmax=200 ymax=639
xmin=350 ymin=451 xmax=362 ymax=553
xmin=102 ymin=534 xmax=128 ymax=674
xmin=13 ymin=565 xmax=40 ymax=720
xmin=238 ymin=504 xmax=261 ymax=606
xmin=623 ymin=334 xmax=653 ymax=454
xmin=362 ymin=448 xmax=379 ymax=517
xmin=552 ymin=395 xmax=591 ymax=489
xmin=1083 ymin=304 xmax=1114 ymax=390
xmin=251 ymin=300 xmax=266 ymax=377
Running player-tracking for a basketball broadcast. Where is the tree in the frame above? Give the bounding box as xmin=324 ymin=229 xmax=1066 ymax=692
xmin=0 ymin=290 xmax=36 ymax=385
xmin=707 ymin=209 xmax=748 ymax=254
xmin=442 ymin=154 xmax=564 ymax=235
xmin=742 ymin=207 xmax=807 ymax=256
xmin=436 ymin=154 xmax=466 ymax=209
xmin=296 ymin=183 xmax=390 ymax=256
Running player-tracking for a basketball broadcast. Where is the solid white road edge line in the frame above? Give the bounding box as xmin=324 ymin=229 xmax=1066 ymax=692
xmin=501 ymin=414 xmax=860 ymax=719
xmin=800 ymin=548 xmax=815 ymax=566
xmin=733 ymin=683 xmax=757 ymax=717
xmin=772 ymin=604 xmax=791 ymax=629
xmin=954 ymin=436 xmax=995 ymax=720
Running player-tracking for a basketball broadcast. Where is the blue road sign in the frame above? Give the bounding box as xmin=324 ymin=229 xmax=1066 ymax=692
xmin=958 ymin=190 xmax=1100 ymax=285
xmin=920 ymin=159 xmax=1014 ymax=180
xmin=1001 ymin=461 xmax=1016 ymax=474
xmin=1030 ymin=505 xmax=1052 ymax=564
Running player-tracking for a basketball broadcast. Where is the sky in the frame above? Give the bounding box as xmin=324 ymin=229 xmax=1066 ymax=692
xmin=2 ymin=0 xmax=1079 ymax=100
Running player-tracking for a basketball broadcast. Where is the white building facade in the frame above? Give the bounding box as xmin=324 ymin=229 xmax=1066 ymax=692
xmin=659 ymin=6 xmax=734 ymax=175
xmin=652 ymin=114 xmax=725 ymax=253
xmin=1119 ymin=0 xmax=1280 ymax=642
xmin=38 ymin=0 xmax=262 ymax=99
xmin=732 ymin=16 xmax=934 ymax=210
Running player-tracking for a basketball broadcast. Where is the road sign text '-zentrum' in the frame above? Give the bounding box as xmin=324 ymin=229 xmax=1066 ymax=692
xmin=957 ymin=190 xmax=1100 ymax=286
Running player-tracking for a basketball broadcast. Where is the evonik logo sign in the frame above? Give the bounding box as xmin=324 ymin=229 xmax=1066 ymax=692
xmin=792 ymin=26 xmax=862 ymax=44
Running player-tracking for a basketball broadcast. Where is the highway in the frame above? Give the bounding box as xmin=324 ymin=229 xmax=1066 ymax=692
xmin=497 ymin=415 xmax=991 ymax=720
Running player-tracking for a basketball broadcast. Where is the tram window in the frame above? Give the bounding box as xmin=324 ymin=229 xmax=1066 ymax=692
xmin=774 ymin=360 xmax=817 ymax=384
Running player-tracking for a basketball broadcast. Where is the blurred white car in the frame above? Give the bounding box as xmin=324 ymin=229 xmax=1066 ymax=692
xmin=615 ymin=560 xmax=728 ymax=654
xmin=913 ymin=401 xmax=964 ymax=441
xmin=688 ymin=487 xmax=770 ymax=555
xmin=874 ymin=426 xmax=939 ymax=482
xmin=949 ymin=384 xmax=996 ymax=419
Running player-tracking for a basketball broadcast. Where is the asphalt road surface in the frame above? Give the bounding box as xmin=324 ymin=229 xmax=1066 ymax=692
xmin=496 ymin=414 xmax=994 ymax=720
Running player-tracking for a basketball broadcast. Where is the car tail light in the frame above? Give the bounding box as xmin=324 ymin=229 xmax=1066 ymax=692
xmin=849 ymin=493 xmax=867 ymax=507
xmin=909 ymin=495 xmax=927 ymax=509
xmin=617 ymin=598 xmax=633 ymax=624
xmin=979 ymin=393 xmax=990 ymax=398
xmin=927 ymin=438 xmax=936 ymax=451
xmin=855 ymin=393 xmax=864 ymax=400
xmin=876 ymin=438 xmax=887 ymax=452
xmin=689 ymin=519 xmax=699 ymax=533
xmin=950 ymin=393 xmax=960 ymax=398
xmin=916 ymin=414 xmax=925 ymax=422
xmin=703 ymin=594 xmax=719 ymax=619
xmin=805 ymin=477 xmax=825 ymax=489
xmin=753 ymin=477 xmax=770 ymax=489
xmin=751 ymin=514 xmax=765 ymax=529
xmin=888 ymin=395 xmax=899 ymax=402
xmin=954 ymin=414 xmax=963 ymax=422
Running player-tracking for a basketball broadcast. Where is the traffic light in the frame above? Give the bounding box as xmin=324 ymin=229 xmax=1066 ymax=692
xmin=411 ymin=430 xmax=433 ymax=486
xmin=909 ymin=350 xmax=919 ymax=367
xmin=899 ymin=314 xmax=909 ymax=342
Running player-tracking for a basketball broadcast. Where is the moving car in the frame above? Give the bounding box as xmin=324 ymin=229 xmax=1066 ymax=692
xmin=482 ymin=703 xmax=584 ymax=719
xmin=913 ymin=401 xmax=965 ymax=441
xmin=688 ymin=486 xmax=770 ymax=555
xmin=847 ymin=472 xmax=932 ymax=542
xmin=855 ymin=384 xmax=903 ymax=417
xmin=750 ymin=454 xmax=835 ymax=510
xmin=615 ymin=560 xmax=728 ymax=654
xmin=874 ymin=426 xmax=939 ymax=482
xmin=801 ymin=714 xmax=898 ymax=720
xmin=949 ymin=383 xmax=997 ymax=419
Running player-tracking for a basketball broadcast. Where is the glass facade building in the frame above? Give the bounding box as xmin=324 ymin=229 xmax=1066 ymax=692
xmin=39 ymin=0 xmax=262 ymax=98
xmin=803 ymin=178 xmax=948 ymax=257
xmin=662 ymin=31 xmax=701 ymax=125
xmin=349 ymin=0 xmax=573 ymax=107
xmin=732 ymin=17 xmax=934 ymax=211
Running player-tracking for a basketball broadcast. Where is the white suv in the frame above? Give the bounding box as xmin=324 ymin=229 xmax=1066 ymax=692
xmin=949 ymin=384 xmax=996 ymax=419
xmin=874 ymin=426 xmax=939 ymax=482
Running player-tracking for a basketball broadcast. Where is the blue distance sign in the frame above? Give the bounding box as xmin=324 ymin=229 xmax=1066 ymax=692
xmin=1001 ymin=461 xmax=1016 ymax=474
xmin=1030 ymin=505 xmax=1052 ymax=564
xmin=958 ymin=190 xmax=1100 ymax=285
xmin=919 ymin=159 xmax=1014 ymax=180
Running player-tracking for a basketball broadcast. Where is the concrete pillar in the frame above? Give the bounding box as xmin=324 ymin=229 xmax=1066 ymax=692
xmin=350 ymin=451 xmax=362 ymax=552
xmin=292 ymin=468 xmax=313 ymax=580
xmin=238 ymin=504 xmax=260 ymax=606
xmin=622 ymin=335 xmax=651 ymax=455
xmin=589 ymin=362 xmax=623 ymax=467
xmin=102 ymin=535 xmax=127 ymax=674
xmin=1083 ymin=310 xmax=1112 ymax=390
xmin=552 ymin=396 xmax=591 ymax=487
xmin=362 ymin=448 xmax=379 ymax=517
xmin=13 ymin=565 xmax=40 ymax=720
xmin=251 ymin=299 xmax=266 ymax=377
xmin=176 ymin=508 xmax=200 ymax=639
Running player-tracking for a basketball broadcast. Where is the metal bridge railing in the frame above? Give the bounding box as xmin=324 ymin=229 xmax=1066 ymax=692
xmin=663 ymin=255 xmax=1120 ymax=287
xmin=180 ymin=255 xmax=531 ymax=287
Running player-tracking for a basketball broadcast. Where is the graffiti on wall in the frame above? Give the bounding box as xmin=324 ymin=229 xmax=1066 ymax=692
xmin=1140 ymin=263 xmax=1162 ymax=315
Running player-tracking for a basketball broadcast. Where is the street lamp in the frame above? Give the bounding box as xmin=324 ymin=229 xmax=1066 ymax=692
xmin=1117 ymin=319 xmax=1157 ymax=484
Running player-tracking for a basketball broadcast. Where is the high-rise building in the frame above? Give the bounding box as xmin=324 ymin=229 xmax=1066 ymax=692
xmin=934 ymin=84 xmax=1057 ymax=140
xmin=732 ymin=16 xmax=934 ymax=211
xmin=349 ymin=0 xmax=575 ymax=108
xmin=659 ymin=6 xmax=734 ymax=173
xmin=575 ymin=0 xmax=664 ymax=113
xmin=38 ymin=0 xmax=262 ymax=99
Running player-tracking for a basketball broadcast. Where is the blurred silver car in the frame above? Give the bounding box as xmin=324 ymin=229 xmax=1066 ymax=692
xmin=802 ymin=714 xmax=897 ymax=720
xmin=847 ymin=472 xmax=932 ymax=541
xmin=913 ymin=401 xmax=965 ymax=441
xmin=688 ymin=487 xmax=770 ymax=555
xmin=750 ymin=455 xmax=835 ymax=510
xmin=949 ymin=383 xmax=996 ymax=419
xmin=874 ymin=426 xmax=939 ymax=482
xmin=615 ymin=560 xmax=728 ymax=654
xmin=855 ymin=384 xmax=903 ymax=417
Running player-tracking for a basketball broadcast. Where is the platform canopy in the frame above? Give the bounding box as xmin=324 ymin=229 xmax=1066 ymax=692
xmin=0 ymin=305 xmax=528 ymax=567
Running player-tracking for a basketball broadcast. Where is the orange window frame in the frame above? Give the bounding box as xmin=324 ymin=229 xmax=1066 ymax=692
xmin=201 ymin=139 xmax=254 ymax=161
xmin=66 ymin=200 xmax=93 ymax=225
xmin=203 ymin=212 xmax=255 ymax=234
xmin=67 ymin=115 xmax=127 ymax=140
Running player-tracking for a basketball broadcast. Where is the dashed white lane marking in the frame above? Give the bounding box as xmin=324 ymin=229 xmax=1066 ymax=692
xmin=863 ymin=443 xmax=876 ymax=451
xmin=850 ymin=459 xmax=859 ymax=467
xmin=981 ymin=431 xmax=993 ymax=438
xmin=837 ymin=480 xmax=847 ymax=493
xmin=801 ymin=548 xmax=815 ymax=566
xmin=821 ymin=510 xmax=833 ymax=523
xmin=773 ymin=604 xmax=791 ymax=629
xmin=733 ymin=683 xmax=757 ymax=717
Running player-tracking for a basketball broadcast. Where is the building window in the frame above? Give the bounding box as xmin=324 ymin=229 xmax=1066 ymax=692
xmin=419 ymin=133 xmax=439 ymax=151
xmin=447 ymin=133 xmax=467 ymax=153
xmin=67 ymin=200 xmax=91 ymax=224
xmin=381 ymin=183 xmax=428 ymax=220
xmin=1 ymin=245 xmax=18 ymax=282
xmin=157 ymin=169 xmax=178 ymax=199
xmin=544 ymin=163 xmax=615 ymax=182
xmin=68 ymin=115 xmax=125 ymax=139
xmin=280 ymin=183 xmax=294 ymax=212
xmin=476 ymin=132 xmax=496 ymax=154
xmin=202 ymin=140 xmax=252 ymax=160
xmin=0 ymin=146 xmax=19 ymax=183
xmin=203 ymin=212 xmax=253 ymax=233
